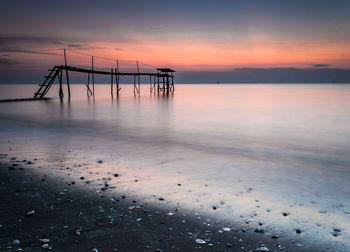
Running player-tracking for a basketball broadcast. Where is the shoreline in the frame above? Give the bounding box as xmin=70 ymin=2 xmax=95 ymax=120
xmin=0 ymin=155 xmax=326 ymax=251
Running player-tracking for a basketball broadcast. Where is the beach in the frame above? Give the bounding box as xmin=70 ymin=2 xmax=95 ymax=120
xmin=0 ymin=156 xmax=321 ymax=251
xmin=0 ymin=84 xmax=349 ymax=251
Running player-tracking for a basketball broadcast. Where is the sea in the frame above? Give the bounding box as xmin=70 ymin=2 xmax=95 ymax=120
xmin=0 ymin=84 xmax=349 ymax=250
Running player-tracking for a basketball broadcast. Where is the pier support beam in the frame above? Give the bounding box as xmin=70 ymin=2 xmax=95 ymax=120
xmin=64 ymin=49 xmax=71 ymax=98
xmin=59 ymin=68 xmax=64 ymax=99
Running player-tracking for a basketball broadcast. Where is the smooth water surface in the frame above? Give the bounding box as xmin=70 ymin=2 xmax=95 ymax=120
xmin=0 ymin=84 xmax=349 ymax=249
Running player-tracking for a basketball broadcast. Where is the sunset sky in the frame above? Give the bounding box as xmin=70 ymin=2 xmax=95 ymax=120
xmin=1 ymin=0 xmax=350 ymax=83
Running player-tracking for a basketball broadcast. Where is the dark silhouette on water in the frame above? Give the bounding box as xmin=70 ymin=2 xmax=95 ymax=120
xmin=34 ymin=49 xmax=175 ymax=99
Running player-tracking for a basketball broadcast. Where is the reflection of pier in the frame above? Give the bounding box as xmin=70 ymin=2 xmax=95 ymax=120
xmin=34 ymin=49 xmax=175 ymax=99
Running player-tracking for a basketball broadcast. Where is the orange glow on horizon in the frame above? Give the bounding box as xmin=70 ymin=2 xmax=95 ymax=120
xmin=7 ymin=35 xmax=350 ymax=71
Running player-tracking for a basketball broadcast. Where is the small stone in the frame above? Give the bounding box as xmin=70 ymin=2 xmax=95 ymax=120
xmin=226 ymin=243 xmax=232 ymax=247
xmin=212 ymin=206 xmax=217 ymax=210
xmin=195 ymin=238 xmax=206 ymax=244
xmin=91 ymin=249 xmax=98 ymax=252
xmin=136 ymin=218 xmax=142 ymax=222
xmin=97 ymin=160 xmax=103 ymax=164
xmin=39 ymin=239 xmax=50 ymax=243
xmin=222 ymin=227 xmax=231 ymax=232
xmin=113 ymin=174 xmax=119 ymax=177
xmin=254 ymin=228 xmax=265 ymax=234
xmin=80 ymin=177 xmax=85 ymax=180
xmin=295 ymin=229 xmax=302 ymax=234
xmin=155 ymin=249 xmax=163 ymax=252
xmin=12 ymin=239 xmax=20 ymax=245
xmin=208 ymin=243 xmax=214 ymax=247
xmin=333 ymin=228 xmax=341 ymax=233
xmin=159 ymin=197 xmax=165 ymax=201
xmin=271 ymin=235 xmax=279 ymax=239
xmin=26 ymin=210 xmax=35 ymax=216
xmin=42 ymin=244 xmax=49 ymax=249
xmin=282 ymin=212 xmax=289 ymax=216
xmin=177 ymin=184 xmax=181 ymax=186
xmin=256 ymin=246 xmax=270 ymax=251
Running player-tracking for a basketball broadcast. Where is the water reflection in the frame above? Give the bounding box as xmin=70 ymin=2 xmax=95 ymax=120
xmin=0 ymin=84 xmax=350 ymax=249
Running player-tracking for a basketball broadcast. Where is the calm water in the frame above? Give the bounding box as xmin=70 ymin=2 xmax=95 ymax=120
xmin=1 ymin=84 xmax=350 ymax=249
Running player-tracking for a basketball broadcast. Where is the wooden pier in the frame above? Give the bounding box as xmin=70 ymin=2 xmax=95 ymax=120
xmin=34 ymin=49 xmax=175 ymax=99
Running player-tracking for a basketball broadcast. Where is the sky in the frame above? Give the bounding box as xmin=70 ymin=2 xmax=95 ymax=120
xmin=1 ymin=0 xmax=350 ymax=83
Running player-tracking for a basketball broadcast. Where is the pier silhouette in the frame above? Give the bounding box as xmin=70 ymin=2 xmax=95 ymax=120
xmin=34 ymin=49 xmax=175 ymax=99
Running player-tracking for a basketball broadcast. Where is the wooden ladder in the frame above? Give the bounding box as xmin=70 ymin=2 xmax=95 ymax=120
xmin=34 ymin=66 xmax=60 ymax=98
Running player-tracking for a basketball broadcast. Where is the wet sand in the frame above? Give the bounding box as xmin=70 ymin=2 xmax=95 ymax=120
xmin=0 ymin=156 xmax=324 ymax=251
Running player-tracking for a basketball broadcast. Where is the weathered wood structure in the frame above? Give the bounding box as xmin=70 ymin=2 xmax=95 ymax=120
xmin=34 ymin=49 xmax=175 ymax=98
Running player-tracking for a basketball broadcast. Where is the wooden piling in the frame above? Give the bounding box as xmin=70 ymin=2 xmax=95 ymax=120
xmin=64 ymin=49 xmax=71 ymax=97
xmin=92 ymin=56 xmax=95 ymax=96
xmin=59 ymin=68 xmax=63 ymax=99
xmin=110 ymin=68 xmax=113 ymax=96
xmin=136 ymin=61 xmax=140 ymax=94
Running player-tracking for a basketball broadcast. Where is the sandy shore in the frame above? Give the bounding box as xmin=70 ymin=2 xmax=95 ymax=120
xmin=0 ymin=155 xmax=325 ymax=251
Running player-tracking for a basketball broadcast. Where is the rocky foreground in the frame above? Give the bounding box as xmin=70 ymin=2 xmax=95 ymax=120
xmin=0 ymin=155 xmax=324 ymax=251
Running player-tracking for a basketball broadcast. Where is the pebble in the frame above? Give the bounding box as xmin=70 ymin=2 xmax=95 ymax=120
xmin=195 ymin=238 xmax=206 ymax=244
xmin=113 ymin=174 xmax=119 ymax=177
xmin=97 ymin=160 xmax=103 ymax=164
xmin=39 ymin=239 xmax=50 ymax=243
xmin=26 ymin=210 xmax=35 ymax=217
xmin=91 ymin=249 xmax=98 ymax=252
xmin=256 ymin=246 xmax=270 ymax=251
xmin=222 ymin=227 xmax=231 ymax=232
xmin=42 ymin=244 xmax=49 ymax=249
xmin=295 ymin=229 xmax=302 ymax=234
xmin=254 ymin=228 xmax=265 ymax=234
xmin=282 ymin=212 xmax=289 ymax=216
xmin=12 ymin=240 xmax=20 ymax=245
xmin=226 ymin=243 xmax=232 ymax=247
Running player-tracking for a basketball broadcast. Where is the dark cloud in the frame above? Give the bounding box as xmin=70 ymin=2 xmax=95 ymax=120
xmin=0 ymin=35 xmax=60 ymax=45
xmin=313 ymin=64 xmax=332 ymax=67
xmin=176 ymin=68 xmax=350 ymax=84
xmin=0 ymin=48 xmax=61 ymax=55
xmin=66 ymin=44 xmax=82 ymax=48
xmin=0 ymin=58 xmax=19 ymax=65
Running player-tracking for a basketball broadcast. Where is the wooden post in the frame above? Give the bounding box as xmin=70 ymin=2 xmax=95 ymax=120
xmin=59 ymin=68 xmax=64 ymax=99
xmin=92 ymin=56 xmax=95 ymax=96
xmin=150 ymin=75 xmax=152 ymax=92
xmin=64 ymin=49 xmax=71 ymax=98
xmin=116 ymin=60 xmax=120 ymax=95
xmin=157 ymin=71 xmax=160 ymax=92
xmin=110 ymin=68 xmax=113 ymax=96
xmin=172 ymin=75 xmax=174 ymax=92
xmin=166 ymin=74 xmax=170 ymax=93
xmin=133 ymin=75 xmax=136 ymax=94
xmin=87 ymin=73 xmax=90 ymax=95
xmin=136 ymin=61 xmax=140 ymax=94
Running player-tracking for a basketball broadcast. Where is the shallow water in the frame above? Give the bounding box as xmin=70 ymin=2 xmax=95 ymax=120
xmin=1 ymin=84 xmax=350 ymax=250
